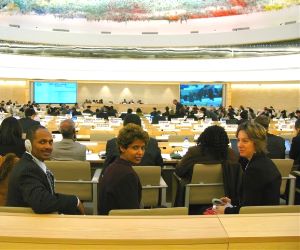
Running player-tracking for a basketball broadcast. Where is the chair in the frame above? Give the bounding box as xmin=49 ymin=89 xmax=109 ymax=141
xmin=240 ymin=205 xmax=300 ymax=214
xmin=45 ymin=161 xmax=101 ymax=215
xmin=90 ymin=133 xmax=115 ymax=142
xmin=272 ymin=159 xmax=296 ymax=205
xmin=133 ymin=166 xmax=168 ymax=208
xmin=108 ymin=207 xmax=188 ymax=216
xmin=175 ymin=163 xmax=224 ymax=208
xmin=0 ymin=206 xmax=34 ymax=213
xmin=168 ymin=135 xmax=194 ymax=142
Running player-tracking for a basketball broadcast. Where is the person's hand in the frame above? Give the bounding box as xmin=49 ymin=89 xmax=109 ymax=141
xmin=214 ymin=205 xmax=226 ymax=214
xmin=77 ymin=200 xmax=85 ymax=215
xmin=220 ymin=197 xmax=231 ymax=204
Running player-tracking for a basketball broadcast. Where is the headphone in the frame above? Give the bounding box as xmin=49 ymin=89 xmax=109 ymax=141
xmin=25 ymin=139 xmax=32 ymax=153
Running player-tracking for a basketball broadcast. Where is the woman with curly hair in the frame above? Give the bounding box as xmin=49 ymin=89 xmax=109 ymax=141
xmin=175 ymin=125 xmax=241 ymax=207
xmin=99 ymin=123 xmax=149 ymax=215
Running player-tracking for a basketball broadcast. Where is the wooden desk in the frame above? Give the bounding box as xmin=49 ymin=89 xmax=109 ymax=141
xmin=0 ymin=213 xmax=299 ymax=249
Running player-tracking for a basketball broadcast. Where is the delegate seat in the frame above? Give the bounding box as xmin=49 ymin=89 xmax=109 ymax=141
xmin=133 ymin=166 xmax=168 ymax=208
xmin=109 ymin=207 xmax=188 ymax=216
xmin=45 ymin=161 xmax=101 ymax=215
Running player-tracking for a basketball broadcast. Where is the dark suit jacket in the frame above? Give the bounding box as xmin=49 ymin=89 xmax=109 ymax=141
xmin=102 ymin=137 xmax=163 ymax=175
xmin=6 ymin=153 xmax=79 ymax=214
xmin=18 ymin=118 xmax=40 ymax=134
xmin=99 ymin=158 xmax=142 ymax=215
xmin=266 ymin=133 xmax=285 ymax=159
xmin=289 ymin=134 xmax=300 ymax=165
xmin=226 ymin=153 xmax=281 ymax=214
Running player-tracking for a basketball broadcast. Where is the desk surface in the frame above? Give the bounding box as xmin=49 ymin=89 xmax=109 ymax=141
xmin=0 ymin=213 xmax=299 ymax=249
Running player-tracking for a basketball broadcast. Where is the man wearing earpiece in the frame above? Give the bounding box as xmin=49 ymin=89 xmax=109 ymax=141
xmin=6 ymin=125 xmax=85 ymax=214
xmin=51 ymin=119 xmax=86 ymax=161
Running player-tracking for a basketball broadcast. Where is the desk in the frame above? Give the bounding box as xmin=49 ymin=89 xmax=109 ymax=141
xmin=0 ymin=213 xmax=298 ymax=249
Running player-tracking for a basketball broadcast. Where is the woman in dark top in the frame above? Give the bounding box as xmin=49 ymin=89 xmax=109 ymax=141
xmin=289 ymin=119 xmax=300 ymax=166
xmin=99 ymin=124 xmax=149 ymax=215
xmin=0 ymin=117 xmax=25 ymax=158
xmin=215 ymin=121 xmax=281 ymax=214
xmin=175 ymin=125 xmax=241 ymax=206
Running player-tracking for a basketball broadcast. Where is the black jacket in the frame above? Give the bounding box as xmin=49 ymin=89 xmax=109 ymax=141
xmin=266 ymin=133 xmax=285 ymax=159
xmin=6 ymin=153 xmax=79 ymax=214
xmin=289 ymin=133 xmax=300 ymax=165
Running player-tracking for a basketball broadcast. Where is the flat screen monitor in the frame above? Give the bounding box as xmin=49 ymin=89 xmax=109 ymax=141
xmin=33 ymin=81 xmax=77 ymax=104
xmin=180 ymin=84 xmax=223 ymax=106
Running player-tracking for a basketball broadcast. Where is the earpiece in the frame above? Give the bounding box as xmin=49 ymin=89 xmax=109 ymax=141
xmin=25 ymin=139 xmax=32 ymax=153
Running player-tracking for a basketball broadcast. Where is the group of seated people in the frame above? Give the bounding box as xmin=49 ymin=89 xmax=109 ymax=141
xmin=0 ymin=104 xmax=299 ymax=215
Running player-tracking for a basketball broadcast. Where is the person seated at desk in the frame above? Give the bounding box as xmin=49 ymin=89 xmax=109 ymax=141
xmin=151 ymin=110 xmax=166 ymax=124
xmin=0 ymin=116 xmax=26 ymax=158
xmin=18 ymin=108 xmax=40 ymax=135
xmin=215 ymin=121 xmax=281 ymax=214
xmin=103 ymin=114 xmax=163 ymax=175
xmin=175 ymin=125 xmax=241 ymax=207
xmin=51 ymin=119 xmax=86 ymax=161
xmin=289 ymin=119 xmax=300 ymax=166
xmin=99 ymin=124 xmax=149 ymax=215
xmin=7 ymin=125 xmax=85 ymax=214
xmin=82 ymin=105 xmax=94 ymax=115
xmin=119 ymin=108 xmax=133 ymax=120
xmin=255 ymin=115 xmax=285 ymax=159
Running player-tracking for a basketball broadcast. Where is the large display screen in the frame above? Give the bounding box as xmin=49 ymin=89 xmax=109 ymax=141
xmin=180 ymin=84 xmax=223 ymax=106
xmin=33 ymin=81 xmax=77 ymax=104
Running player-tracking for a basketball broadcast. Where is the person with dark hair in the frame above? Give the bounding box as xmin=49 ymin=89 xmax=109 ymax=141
xmin=119 ymin=108 xmax=133 ymax=120
xmin=289 ymin=119 xmax=300 ymax=166
xmin=82 ymin=105 xmax=94 ymax=115
xmin=175 ymin=125 xmax=241 ymax=207
xmin=215 ymin=121 xmax=281 ymax=214
xmin=199 ymin=107 xmax=218 ymax=121
xmin=18 ymin=108 xmax=40 ymax=135
xmin=99 ymin=124 xmax=149 ymax=215
xmin=255 ymin=115 xmax=285 ymax=159
xmin=103 ymin=114 xmax=163 ymax=175
xmin=238 ymin=110 xmax=248 ymax=125
xmin=173 ymin=99 xmax=184 ymax=116
xmin=0 ymin=116 xmax=26 ymax=158
xmin=51 ymin=119 xmax=86 ymax=161
xmin=7 ymin=125 xmax=85 ymax=214
xmin=136 ymin=108 xmax=143 ymax=117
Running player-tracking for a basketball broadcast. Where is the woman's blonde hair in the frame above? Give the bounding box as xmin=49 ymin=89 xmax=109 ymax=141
xmin=236 ymin=120 xmax=267 ymax=154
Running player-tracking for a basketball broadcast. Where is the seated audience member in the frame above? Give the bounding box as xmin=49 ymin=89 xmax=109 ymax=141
xmin=119 ymin=108 xmax=133 ymax=120
xmin=51 ymin=119 xmax=86 ymax=161
xmin=175 ymin=125 xmax=241 ymax=206
xmin=151 ymin=110 xmax=166 ymax=124
xmin=135 ymin=108 xmax=143 ymax=117
xmin=289 ymin=119 xmax=300 ymax=166
xmin=0 ymin=153 xmax=19 ymax=206
xmin=71 ymin=107 xmax=82 ymax=117
xmin=255 ymin=115 xmax=285 ymax=159
xmin=0 ymin=117 xmax=26 ymax=158
xmin=18 ymin=108 xmax=40 ymax=135
xmin=107 ymin=106 xmax=117 ymax=117
xmin=162 ymin=106 xmax=170 ymax=118
xmin=215 ymin=121 xmax=281 ymax=214
xmin=103 ymin=114 xmax=163 ymax=175
xmin=199 ymin=107 xmax=218 ymax=121
xmin=82 ymin=105 xmax=94 ymax=115
xmin=238 ymin=110 xmax=248 ymax=125
xmin=150 ymin=107 xmax=158 ymax=117
xmin=95 ymin=107 xmax=109 ymax=120
xmin=7 ymin=125 xmax=85 ymax=214
xmin=0 ymin=103 xmax=7 ymax=113
xmin=99 ymin=124 xmax=149 ymax=215
xmin=226 ymin=113 xmax=239 ymax=124
xmin=296 ymin=110 xmax=300 ymax=119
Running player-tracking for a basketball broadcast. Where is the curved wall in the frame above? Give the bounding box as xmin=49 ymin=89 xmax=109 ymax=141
xmin=0 ymin=6 xmax=299 ymax=46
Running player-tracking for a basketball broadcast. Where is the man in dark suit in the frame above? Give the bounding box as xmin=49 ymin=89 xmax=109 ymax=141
xmin=7 ymin=125 xmax=85 ymax=214
xmin=18 ymin=108 xmax=40 ymax=135
xmin=255 ymin=115 xmax=285 ymax=159
xmin=102 ymin=114 xmax=163 ymax=176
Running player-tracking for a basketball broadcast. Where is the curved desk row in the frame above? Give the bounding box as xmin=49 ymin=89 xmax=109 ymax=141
xmin=0 ymin=213 xmax=299 ymax=249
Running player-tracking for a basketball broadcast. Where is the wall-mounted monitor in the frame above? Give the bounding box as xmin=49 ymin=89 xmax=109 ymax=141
xmin=33 ymin=81 xmax=77 ymax=104
xmin=180 ymin=83 xmax=223 ymax=107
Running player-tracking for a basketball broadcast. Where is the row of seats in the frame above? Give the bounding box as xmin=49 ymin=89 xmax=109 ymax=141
xmin=44 ymin=158 xmax=296 ymax=215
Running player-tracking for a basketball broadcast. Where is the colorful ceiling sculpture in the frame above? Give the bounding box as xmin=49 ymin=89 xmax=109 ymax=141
xmin=0 ymin=0 xmax=298 ymax=22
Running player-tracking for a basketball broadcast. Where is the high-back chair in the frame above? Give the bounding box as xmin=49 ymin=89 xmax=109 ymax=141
xmin=90 ymin=132 xmax=115 ymax=142
xmin=45 ymin=161 xmax=101 ymax=215
xmin=180 ymin=163 xmax=224 ymax=208
xmin=108 ymin=207 xmax=188 ymax=216
xmin=272 ymin=159 xmax=296 ymax=205
xmin=168 ymin=135 xmax=194 ymax=142
xmin=0 ymin=206 xmax=34 ymax=213
xmin=133 ymin=166 xmax=167 ymax=208
xmin=240 ymin=205 xmax=300 ymax=214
